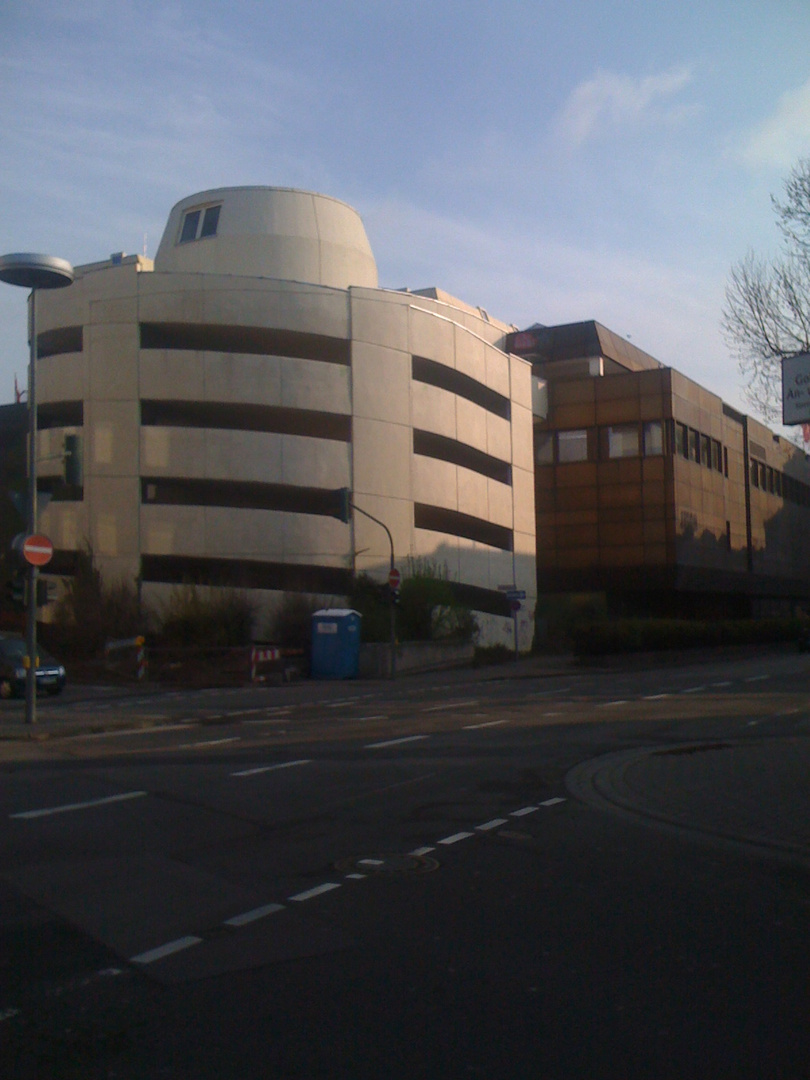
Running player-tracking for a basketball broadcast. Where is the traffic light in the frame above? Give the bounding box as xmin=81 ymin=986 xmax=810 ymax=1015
xmin=6 ymin=571 xmax=25 ymax=606
xmin=64 ymin=433 xmax=82 ymax=486
xmin=335 ymin=486 xmax=352 ymax=524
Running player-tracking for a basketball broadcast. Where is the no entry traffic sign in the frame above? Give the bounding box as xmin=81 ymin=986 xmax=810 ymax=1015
xmin=22 ymin=534 xmax=53 ymax=567
xmin=388 ymin=567 xmax=401 ymax=590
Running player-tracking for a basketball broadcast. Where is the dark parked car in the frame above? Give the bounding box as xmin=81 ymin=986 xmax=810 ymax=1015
xmin=0 ymin=635 xmax=66 ymax=699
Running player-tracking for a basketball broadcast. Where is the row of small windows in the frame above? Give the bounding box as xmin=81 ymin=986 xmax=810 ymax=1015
xmin=750 ymin=459 xmax=810 ymax=506
xmin=536 ymin=419 xmax=730 ymax=475
xmin=535 ymin=421 xmax=666 ymax=465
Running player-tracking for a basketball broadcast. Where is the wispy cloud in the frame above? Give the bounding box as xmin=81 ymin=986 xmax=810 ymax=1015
xmin=740 ymin=77 xmax=810 ymax=169
xmin=553 ymin=66 xmax=694 ymax=148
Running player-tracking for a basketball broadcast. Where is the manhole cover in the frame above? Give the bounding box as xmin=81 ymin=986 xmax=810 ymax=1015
xmin=335 ymin=853 xmax=439 ymax=877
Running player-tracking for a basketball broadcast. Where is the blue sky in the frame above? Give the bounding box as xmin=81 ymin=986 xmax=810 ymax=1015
xmin=2 ymin=0 xmax=810 ymax=428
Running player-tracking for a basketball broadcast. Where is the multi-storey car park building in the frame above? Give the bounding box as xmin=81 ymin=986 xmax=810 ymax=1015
xmin=508 ymin=321 xmax=810 ymax=619
xmin=23 ymin=185 xmax=810 ymax=646
xmin=32 ymin=187 xmax=537 ymax=648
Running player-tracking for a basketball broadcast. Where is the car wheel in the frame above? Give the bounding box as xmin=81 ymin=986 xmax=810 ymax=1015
xmin=0 ymin=678 xmax=14 ymax=700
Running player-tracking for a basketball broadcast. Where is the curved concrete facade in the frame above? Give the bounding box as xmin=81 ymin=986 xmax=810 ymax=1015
xmin=154 ymin=187 xmax=378 ymax=289
xmin=33 ymin=187 xmax=536 ymax=650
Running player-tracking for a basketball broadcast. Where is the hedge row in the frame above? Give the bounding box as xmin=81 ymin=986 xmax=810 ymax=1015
xmin=571 ymin=617 xmax=807 ymax=657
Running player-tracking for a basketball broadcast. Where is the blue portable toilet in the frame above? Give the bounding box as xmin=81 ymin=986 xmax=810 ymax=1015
xmin=311 ymin=609 xmax=362 ymax=679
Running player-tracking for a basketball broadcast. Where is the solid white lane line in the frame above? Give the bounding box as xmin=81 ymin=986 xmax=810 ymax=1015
xmin=437 ymin=831 xmax=474 ymax=845
xmin=410 ymin=846 xmax=436 ymax=856
xmin=231 ymin=759 xmax=311 ymax=777
xmin=510 ymin=806 xmax=538 ymax=817
xmin=476 ymin=818 xmax=508 ymax=831
xmin=224 ymin=903 xmax=285 ymax=927
xmin=11 ymin=791 xmax=147 ymax=820
xmin=289 ymin=883 xmax=341 ymax=902
xmin=130 ymin=936 xmax=202 ymax=964
xmin=540 ymin=797 xmax=566 ymax=806
xmin=424 ymin=699 xmax=479 ymax=712
xmin=463 ymin=719 xmax=507 ymax=730
xmin=365 ymin=735 xmax=428 ymax=749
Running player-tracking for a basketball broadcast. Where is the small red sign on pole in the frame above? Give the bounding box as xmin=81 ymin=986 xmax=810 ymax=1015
xmin=388 ymin=567 xmax=401 ymax=590
xmin=22 ymin=534 xmax=53 ymax=567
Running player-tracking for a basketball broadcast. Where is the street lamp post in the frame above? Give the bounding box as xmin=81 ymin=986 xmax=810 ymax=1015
xmin=0 ymin=254 xmax=74 ymax=725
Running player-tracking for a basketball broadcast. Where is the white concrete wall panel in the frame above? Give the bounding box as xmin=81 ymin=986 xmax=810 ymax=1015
xmin=512 ymin=466 xmax=536 ymax=537
xmin=87 ymin=323 xmax=139 ymax=401
xmin=351 ymin=342 xmax=410 ymax=425
xmin=453 ymin=326 xmax=487 ymax=384
xmin=351 ymin=293 xmax=410 ymax=351
xmin=204 ymin=353 xmax=281 ymax=405
xmin=139 ymin=350 xmax=206 ymax=400
xmin=509 ymin=354 xmax=533 ymax=410
xmin=411 ymin=382 xmax=457 ymax=440
xmin=352 ymin=418 xmax=411 ymax=500
xmin=412 ymin=455 xmax=458 ymax=511
xmin=486 ymin=412 xmax=512 ymax=462
xmin=280 ymin=357 xmax=351 ymax=413
xmin=457 ymin=466 xmax=489 ymax=521
xmin=408 ymin=307 xmax=455 ymax=362
xmin=280 ymin=436 xmax=350 ymax=489
xmin=454 ymin=397 xmax=488 ymax=453
xmin=485 ymin=343 xmax=510 ymax=397
xmin=486 ymin=478 xmax=514 ymax=529
xmin=510 ymin=404 xmax=534 ymax=471
xmin=87 ymin=401 xmax=140 ymax=476
xmin=38 ymin=354 xmax=88 ymax=405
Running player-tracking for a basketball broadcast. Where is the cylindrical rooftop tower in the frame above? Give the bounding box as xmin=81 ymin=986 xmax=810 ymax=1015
xmin=154 ymin=186 xmax=378 ymax=289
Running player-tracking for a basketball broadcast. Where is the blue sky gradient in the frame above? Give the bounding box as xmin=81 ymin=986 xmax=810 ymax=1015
xmin=2 ymin=0 xmax=810 ymax=425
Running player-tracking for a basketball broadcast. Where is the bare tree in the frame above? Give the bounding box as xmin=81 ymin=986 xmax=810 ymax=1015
xmin=723 ymin=159 xmax=810 ymax=424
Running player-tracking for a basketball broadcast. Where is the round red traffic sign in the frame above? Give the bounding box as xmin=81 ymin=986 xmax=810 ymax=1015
xmin=22 ymin=534 xmax=53 ymax=567
xmin=388 ymin=567 xmax=401 ymax=590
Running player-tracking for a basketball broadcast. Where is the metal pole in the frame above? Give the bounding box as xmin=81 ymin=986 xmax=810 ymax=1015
xmin=25 ymin=288 xmax=38 ymax=725
xmin=350 ymin=502 xmax=396 ymax=679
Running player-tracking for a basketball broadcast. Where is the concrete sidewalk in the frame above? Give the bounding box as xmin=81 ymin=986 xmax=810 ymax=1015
xmin=568 ymin=736 xmax=810 ymax=866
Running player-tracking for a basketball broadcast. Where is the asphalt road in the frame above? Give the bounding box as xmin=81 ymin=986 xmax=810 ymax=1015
xmin=1 ymin=648 xmax=809 ymax=1078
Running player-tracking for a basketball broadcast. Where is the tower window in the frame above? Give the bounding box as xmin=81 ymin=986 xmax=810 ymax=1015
xmin=178 ymin=204 xmax=221 ymax=244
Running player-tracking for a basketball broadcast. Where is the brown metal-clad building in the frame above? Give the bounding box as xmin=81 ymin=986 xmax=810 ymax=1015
xmin=508 ymin=321 xmax=810 ymax=618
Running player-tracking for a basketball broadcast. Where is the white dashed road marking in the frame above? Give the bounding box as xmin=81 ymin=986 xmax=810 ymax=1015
xmin=231 ymin=759 xmax=311 ymax=777
xmin=510 ymin=806 xmax=538 ymax=817
xmin=289 ymin=883 xmax=342 ymax=902
xmin=424 ymin=699 xmax=479 ymax=712
xmin=463 ymin=719 xmax=507 ymax=730
xmin=224 ymin=903 xmax=285 ymax=927
xmin=365 ymin=735 xmax=428 ymax=749
xmin=476 ymin=818 xmax=508 ymax=831
xmin=130 ymin=936 xmax=202 ymax=965
xmin=437 ymin=831 xmax=474 ymax=845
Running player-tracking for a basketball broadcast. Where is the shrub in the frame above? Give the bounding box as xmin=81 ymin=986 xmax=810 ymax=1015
xmin=47 ymin=545 xmax=144 ymax=657
xmin=157 ymin=585 xmax=256 ymax=647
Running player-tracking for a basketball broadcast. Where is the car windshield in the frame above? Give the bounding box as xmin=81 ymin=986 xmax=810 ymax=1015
xmin=0 ymin=638 xmax=58 ymax=665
